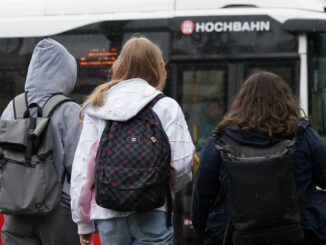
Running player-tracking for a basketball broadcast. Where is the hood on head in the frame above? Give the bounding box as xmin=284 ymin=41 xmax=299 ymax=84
xmin=86 ymin=78 xmax=161 ymax=121
xmin=25 ymin=38 xmax=77 ymax=106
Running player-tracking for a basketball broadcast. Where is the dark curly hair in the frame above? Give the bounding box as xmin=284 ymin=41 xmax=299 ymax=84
xmin=214 ymin=71 xmax=306 ymax=137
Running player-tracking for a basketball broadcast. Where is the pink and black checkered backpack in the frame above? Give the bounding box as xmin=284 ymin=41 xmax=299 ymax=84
xmin=94 ymin=94 xmax=172 ymax=224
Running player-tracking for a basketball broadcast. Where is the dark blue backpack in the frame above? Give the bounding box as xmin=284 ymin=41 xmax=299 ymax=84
xmin=94 ymin=94 xmax=172 ymax=224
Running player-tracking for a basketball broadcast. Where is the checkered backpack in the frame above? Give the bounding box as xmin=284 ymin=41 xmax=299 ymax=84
xmin=95 ymin=94 xmax=172 ymax=220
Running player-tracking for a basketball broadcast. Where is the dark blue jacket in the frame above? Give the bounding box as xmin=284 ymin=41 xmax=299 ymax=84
xmin=191 ymin=122 xmax=326 ymax=244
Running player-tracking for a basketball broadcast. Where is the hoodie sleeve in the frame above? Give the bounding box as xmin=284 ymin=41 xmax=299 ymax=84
xmin=52 ymin=102 xmax=82 ymax=173
xmin=153 ymin=97 xmax=195 ymax=193
xmin=70 ymin=113 xmax=99 ymax=234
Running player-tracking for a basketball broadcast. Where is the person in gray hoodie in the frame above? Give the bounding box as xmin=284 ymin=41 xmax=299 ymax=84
xmin=0 ymin=38 xmax=81 ymax=245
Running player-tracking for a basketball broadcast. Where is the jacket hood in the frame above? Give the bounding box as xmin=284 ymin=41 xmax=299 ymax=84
xmin=25 ymin=38 xmax=77 ymax=106
xmin=223 ymin=122 xmax=310 ymax=147
xmin=86 ymin=78 xmax=161 ymax=121
xmin=223 ymin=127 xmax=285 ymax=147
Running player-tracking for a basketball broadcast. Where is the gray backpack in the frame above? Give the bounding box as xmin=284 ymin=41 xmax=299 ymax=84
xmin=0 ymin=93 xmax=71 ymax=215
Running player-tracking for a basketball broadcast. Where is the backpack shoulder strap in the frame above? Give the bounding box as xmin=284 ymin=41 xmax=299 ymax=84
xmin=42 ymin=94 xmax=73 ymax=118
xmin=146 ymin=93 xmax=165 ymax=109
xmin=13 ymin=93 xmax=28 ymax=119
xmin=144 ymin=93 xmax=173 ymax=227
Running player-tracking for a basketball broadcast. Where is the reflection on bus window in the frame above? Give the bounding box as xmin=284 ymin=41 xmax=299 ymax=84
xmin=309 ymin=33 xmax=326 ymax=137
xmin=0 ymin=38 xmax=37 ymax=113
xmin=53 ymin=33 xmax=117 ymax=103
xmin=197 ymin=100 xmax=222 ymax=150
xmin=180 ymin=63 xmax=227 ymax=152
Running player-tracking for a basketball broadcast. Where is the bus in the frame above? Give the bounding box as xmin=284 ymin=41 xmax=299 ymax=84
xmin=1 ymin=0 xmax=326 ymax=243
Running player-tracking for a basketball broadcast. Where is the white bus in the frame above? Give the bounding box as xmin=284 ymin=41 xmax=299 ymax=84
xmin=1 ymin=0 xmax=326 ymax=243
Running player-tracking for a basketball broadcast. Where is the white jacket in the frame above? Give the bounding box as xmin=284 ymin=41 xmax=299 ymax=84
xmin=71 ymin=78 xmax=195 ymax=234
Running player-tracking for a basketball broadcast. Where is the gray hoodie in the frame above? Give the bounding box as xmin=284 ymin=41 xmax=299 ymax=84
xmin=1 ymin=38 xmax=82 ymax=207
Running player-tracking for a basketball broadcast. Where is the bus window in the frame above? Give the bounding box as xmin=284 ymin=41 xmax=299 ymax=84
xmin=178 ymin=62 xmax=227 ymax=151
xmin=175 ymin=59 xmax=298 ymax=153
xmin=52 ymin=21 xmax=172 ymax=104
xmin=308 ymin=33 xmax=326 ymax=137
xmin=0 ymin=38 xmax=38 ymax=112
xmin=53 ymin=33 xmax=116 ymax=103
xmin=172 ymin=62 xmax=227 ymax=244
xmin=243 ymin=60 xmax=300 ymax=95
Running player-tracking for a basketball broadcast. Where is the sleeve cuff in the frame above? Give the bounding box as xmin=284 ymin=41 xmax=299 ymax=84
xmin=78 ymin=221 xmax=95 ymax=234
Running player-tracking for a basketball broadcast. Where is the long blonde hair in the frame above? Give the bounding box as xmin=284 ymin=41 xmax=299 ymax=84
xmin=81 ymin=36 xmax=167 ymax=118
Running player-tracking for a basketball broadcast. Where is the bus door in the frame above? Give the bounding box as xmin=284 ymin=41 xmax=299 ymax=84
xmin=167 ymin=60 xmax=227 ymax=244
xmin=174 ymin=58 xmax=299 ymax=152
xmin=175 ymin=61 xmax=228 ymax=151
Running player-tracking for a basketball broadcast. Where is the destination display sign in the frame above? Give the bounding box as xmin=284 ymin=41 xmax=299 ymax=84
xmin=79 ymin=47 xmax=117 ymax=66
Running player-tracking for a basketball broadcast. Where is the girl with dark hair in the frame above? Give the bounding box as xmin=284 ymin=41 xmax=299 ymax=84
xmin=192 ymin=71 xmax=326 ymax=245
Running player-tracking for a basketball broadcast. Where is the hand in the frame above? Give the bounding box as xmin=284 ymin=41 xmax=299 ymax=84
xmin=79 ymin=233 xmax=93 ymax=245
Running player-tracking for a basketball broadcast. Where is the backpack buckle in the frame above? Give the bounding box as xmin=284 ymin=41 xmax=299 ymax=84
xmin=27 ymin=129 xmax=34 ymax=139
